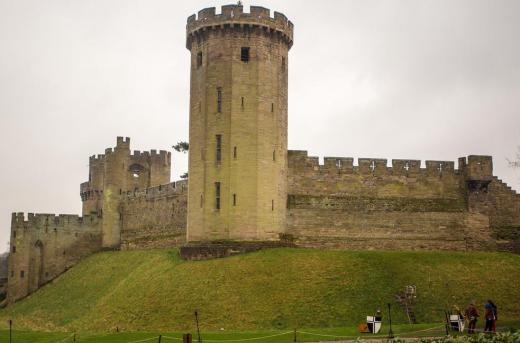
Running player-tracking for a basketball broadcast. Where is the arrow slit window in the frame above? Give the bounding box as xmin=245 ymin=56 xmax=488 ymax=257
xmin=215 ymin=182 xmax=221 ymax=210
xmin=216 ymin=135 xmax=222 ymax=163
xmin=217 ymin=88 xmax=222 ymax=113
xmin=241 ymin=47 xmax=250 ymax=62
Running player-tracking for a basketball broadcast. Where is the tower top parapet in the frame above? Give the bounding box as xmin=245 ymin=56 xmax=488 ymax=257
xmin=186 ymin=5 xmax=293 ymax=49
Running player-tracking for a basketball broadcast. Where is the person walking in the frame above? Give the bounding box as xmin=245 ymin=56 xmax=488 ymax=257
xmin=465 ymin=302 xmax=479 ymax=334
xmin=484 ymin=300 xmax=496 ymax=333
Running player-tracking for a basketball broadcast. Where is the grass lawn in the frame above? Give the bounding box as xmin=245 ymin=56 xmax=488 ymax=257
xmin=0 ymin=322 xmax=519 ymax=343
xmin=0 ymin=249 xmax=519 ymax=333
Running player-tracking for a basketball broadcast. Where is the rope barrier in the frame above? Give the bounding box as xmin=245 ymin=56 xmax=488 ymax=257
xmin=47 ymin=324 xmax=500 ymax=343
xmin=161 ymin=336 xmax=183 ymax=341
xmin=164 ymin=331 xmax=293 ymax=342
xmin=54 ymin=333 xmax=75 ymax=343
xmin=298 ymin=330 xmax=383 ymax=339
xmin=298 ymin=325 xmax=445 ymax=340
xmin=124 ymin=337 xmax=160 ymax=343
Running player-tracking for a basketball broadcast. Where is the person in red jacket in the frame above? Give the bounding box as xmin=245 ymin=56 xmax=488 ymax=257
xmin=465 ymin=302 xmax=479 ymax=334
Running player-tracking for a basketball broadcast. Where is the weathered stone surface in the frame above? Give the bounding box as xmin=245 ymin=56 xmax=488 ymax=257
xmin=186 ymin=4 xmax=291 ymax=242
xmin=180 ymin=241 xmax=292 ymax=261
xmin=7 ymin=213 xmax=102 ymax=303
xmin=120 ymin=182 xmax=187 ymax=250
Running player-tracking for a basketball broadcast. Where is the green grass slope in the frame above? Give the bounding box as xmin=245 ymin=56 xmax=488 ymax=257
xmin=0 ymin=249 xmax=519 ymax=332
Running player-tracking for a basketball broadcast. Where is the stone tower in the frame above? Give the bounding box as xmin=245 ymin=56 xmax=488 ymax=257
xmin=185 ymin=5 xmax=293 ymax=241
xmin=80 ymin=137 xmax=172 ymax=249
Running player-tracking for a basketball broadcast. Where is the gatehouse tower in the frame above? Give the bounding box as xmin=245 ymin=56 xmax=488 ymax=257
xmin=185 ymin=5 xmax=294 ymax=241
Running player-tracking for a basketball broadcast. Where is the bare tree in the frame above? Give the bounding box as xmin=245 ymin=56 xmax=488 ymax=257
xmin=508 ymin=146 xmax=520 ymax=168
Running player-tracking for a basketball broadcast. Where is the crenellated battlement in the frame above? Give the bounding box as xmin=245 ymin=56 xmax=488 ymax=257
xmin=288 ymin=150 xmax=460 ymax=178
xmin=186 ymin=5 xmax=293 ymax=49
xmin=131 ymin=149 xmax=171 ymax=165
xmin=80 ymin=185 xmax=103 ymax=202
xmin=11 ymin=212 xmax=100 ymax=229
xmin=124 ymin=180 xmax=188 ymax=201
xmin=116 ymin=136 xmax=130 ymax=147
xmin=89 ymin=154 xmax=105 ymax=162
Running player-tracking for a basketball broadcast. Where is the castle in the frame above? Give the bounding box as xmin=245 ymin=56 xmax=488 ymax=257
xmin=6 ymin=4 xmax=520 ymax=304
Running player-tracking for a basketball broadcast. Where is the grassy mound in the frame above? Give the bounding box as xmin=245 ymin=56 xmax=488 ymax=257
xmin=0 ymin=249 xmax=519 ymax=332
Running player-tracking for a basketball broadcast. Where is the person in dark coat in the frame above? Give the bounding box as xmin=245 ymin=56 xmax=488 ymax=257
xmin=465 ymin=302 xmax=479 ymax=334
xmin=484 ymin=300 xmax=496 ymax=333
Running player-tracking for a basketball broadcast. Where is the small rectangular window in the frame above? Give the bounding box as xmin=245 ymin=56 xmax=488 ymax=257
xmin=197 ymin=52 xmax=203 ymax=68
xmin=200 ymin=194 xmax=203 ymax=208
xmin=233 ymin=194 xmax=237 ymax=206
xmin=11 ymin=271 xmax=14 ymax=278
xmin=233 ymin=146 xmax=237 ymax=159
xmin=241 ymin=47 xmax=250 ymax=62
xmin=282 ymin=57 xmax=286 ymax=72
xmin=20 ymin=270 xmax=25 ymax=278
xmin=241 ymin=97 xmax=244 ymax=109
xmin=216 ymin=135 xmax=222 ymax=163
xmin=215 ymin=182 xmax=221 ymax=210
xmin=217 ymin=88 xmax=222 ymax=113
xmin=12 ymin=246 xmax=16 ymax=253
xmin=272 ymin=200 xmax=274 ymax=211
xmin=273 ymin=150 xmax=276 ymax=161
xmin=271 ymin=103 xmax=274 ymax=113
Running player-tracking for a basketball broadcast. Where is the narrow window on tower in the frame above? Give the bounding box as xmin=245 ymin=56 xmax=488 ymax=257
xmin=233 ymin=193 xmax=237 ymax=206
xmin=241 ymin=47 xmax=250 ymax=62
xmin=20 ymin=270 xmax=25 ymax=278
xmin=273 ymin=150 xmax=276 ymax=161
xmin=272 ymin=200 xmax=274 ymax=211
xmin=217 ymin=87 xmax=222 ymax=113
xmin=233 ymin=146 xmax=237 ymax=159
xmin=241 ymin=97 xmax=244 ymax=109
xmin=215 ymin=182 xmax=221 ymax=210
xmin=12 ymin=246 xmax=16 ymax=253
xmin=216 ymin=135 xmax=222 ymax=163
xmin=282 ymin=57 xmax=286 ymax=72
xmin=197 ymin=52 xmax=203 ymax=68
xmin=200 ymin=194 xmax=203 ymax=208
xmin=271 ymin=103 xmax=274 ymax=113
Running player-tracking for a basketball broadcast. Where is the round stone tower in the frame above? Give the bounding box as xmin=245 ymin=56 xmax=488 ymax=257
xmin=185 ymin=4 xmax=293 ymax=242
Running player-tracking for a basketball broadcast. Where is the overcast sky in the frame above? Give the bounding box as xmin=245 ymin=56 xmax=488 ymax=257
xmin=1 ymin=0 xmax=519 ymax=253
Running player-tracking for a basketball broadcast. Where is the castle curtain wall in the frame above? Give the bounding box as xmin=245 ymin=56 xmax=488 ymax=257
xmin=285 ymin=151 xmax=503 ymax=251
xmin=7 ymin=213 xmax=102 ymax=303
xmin=120 ymin=181 xmax=187 ymax=250
xmin=488 ymin=178 xmax=520 ymax=252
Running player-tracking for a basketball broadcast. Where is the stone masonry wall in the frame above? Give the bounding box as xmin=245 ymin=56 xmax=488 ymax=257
xmin=285 ymin=150 xmax=497 ymax=251
xmin=186 ymin=5 xmax=291 ymax=242
xmin=488 ymin=177 xmax=520 ymax=252
xmin=7 ymin=213 xmax=102 ymax=303
xmin=120 ymin=181 xmax=188 ymax=250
